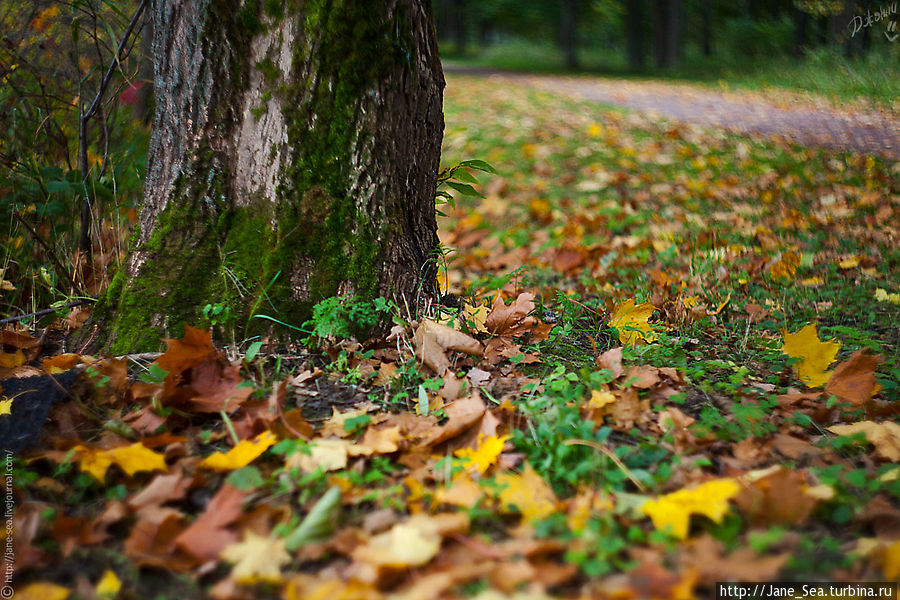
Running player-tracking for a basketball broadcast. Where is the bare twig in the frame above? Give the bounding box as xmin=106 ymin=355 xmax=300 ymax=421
xmin=0 ymin=298 xmax=96 ymax=325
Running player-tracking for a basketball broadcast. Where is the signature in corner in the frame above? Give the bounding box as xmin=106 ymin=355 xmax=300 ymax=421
xmin=848 ymin=2 xmax=898 ymax=42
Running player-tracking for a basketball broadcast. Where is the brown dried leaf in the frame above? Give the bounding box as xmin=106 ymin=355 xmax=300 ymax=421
xmin=413 ymin=319 xmax=483 ymax=375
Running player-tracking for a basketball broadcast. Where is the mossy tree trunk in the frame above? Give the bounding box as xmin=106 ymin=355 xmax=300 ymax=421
xmin=98 ymin=0 xmax=444 ymax=352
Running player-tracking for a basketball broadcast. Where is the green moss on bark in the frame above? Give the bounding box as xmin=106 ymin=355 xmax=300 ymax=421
xmin=102 ymin=0 xmax=428 ymax=352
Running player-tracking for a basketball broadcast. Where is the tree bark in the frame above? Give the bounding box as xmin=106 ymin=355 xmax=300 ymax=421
xmin=96 ymin=0 xmax=444 ymax=352
xmin=626 ymin=0 xmax=646 ymax=70
xmin=560 ymin=0 xmax=579 ymax=70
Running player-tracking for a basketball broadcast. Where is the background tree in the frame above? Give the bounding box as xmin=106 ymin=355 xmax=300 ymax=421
xmin=96 ymin=0 xmax=444 ymax=352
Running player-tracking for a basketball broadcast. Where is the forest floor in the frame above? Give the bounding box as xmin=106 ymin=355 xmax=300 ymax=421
xmin=3 ymin=74 xmax=899 ymax=599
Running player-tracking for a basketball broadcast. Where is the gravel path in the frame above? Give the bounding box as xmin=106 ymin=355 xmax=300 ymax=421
xmin=446 ymin=67 xmax=900 ymax=160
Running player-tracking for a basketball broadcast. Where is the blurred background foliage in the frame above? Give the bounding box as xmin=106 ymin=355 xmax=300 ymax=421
xmin=0 ymin=0 xmax=897 ymax=321
xmin=434 ymin=0 xmax=899 ymax=102
xmin=1 ymin=0 xmax=149 ymax=321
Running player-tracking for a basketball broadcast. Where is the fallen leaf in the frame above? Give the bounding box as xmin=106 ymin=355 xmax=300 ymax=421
xmin=609 ymin=298 xmax=656 ymax=344
xmin=485 ymin=292 xmax=538 ymax=337
xmin=42 ymin=354 xmax=81 ymax=374
xmin=157 ymin=325 xmax=217 ymax=375
xmin=18 ymin=582 xmax=70 ymax=600
xmin=828 ymin=421 xmax=900 ymax=461
xmin=353 ymin=513 xmax=469 ymax=580
xmin=73 ymin=443 xmax=168 ymax=482
xmin=288 ymin=438 xmax=350 ymax=473
xmin=781 ymin=323 xmax=840 ymax=387
xmin=825 ymin=349 xmax=882 ymax=405
xmin=220 ymin=530 xmax=291 ymax=584
xmin=348 ymin=426 xmax=402 ymax=456
xmin=434 ymin=472 xmax=484 ymax=508
xmin=423 ymin=393 xmax=487 ymax=446
xmin=496 ymin=462 xmax=558 ymax=522
xmin=642 ymin=478 xmax=740 ymax=539
xmin=320 ymin=407 xmax=369 ymax=438
xmin=95 ymin=569 xmax=121 ymax=598
xmin=455 ymin=434 xmax=509 ymax=474
xmin=174 ymin=484 xmax=247 ymax=561
xmin=596 ymin=346 xmax=624 ymax=378
xmin=414 ymin=319 xmax=483 ymax=375
xmin=462 ymin=302 xmax=489 ymax=333
xmin=199 ymin=430 xmax=277 ymax=471
xmin=734 ymin=467 xmax=818 ymax=526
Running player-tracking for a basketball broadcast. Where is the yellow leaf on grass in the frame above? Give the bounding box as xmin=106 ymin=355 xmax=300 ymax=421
xmin=642 ymin=478 xmax=740 ymax=540
xmin=0 ymin=399 xmax=12 ymax=416
xmin=769 ymin=251 xmax=800 ymax=279
xmin=828 ymin=421 xmax=900 ymax=462
xmin=220 ymin=530 xmax=291 ymax=584
xmin=19 ymin=582 xmax=70 ymax=600
xmin=781 ymin=323 xmax=840 ymax=388
xmin=95 ymin=570 xmax=121 ymax=598
xmin=496 ymin=462 xmax=558 ymax=522
xmin=609 ymin=299 xmax=656 ymax=345
xmin=200 ymin=430 xmax=277 ymax=471
xmin=74 ymin=443 xmax=167 ymax=482
xmin=455 ymin=434 xmax=509 ymax=475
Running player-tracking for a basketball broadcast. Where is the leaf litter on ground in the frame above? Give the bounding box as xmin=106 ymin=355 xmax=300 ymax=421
xmin=3 ymin=73 xmax=899 ymax=598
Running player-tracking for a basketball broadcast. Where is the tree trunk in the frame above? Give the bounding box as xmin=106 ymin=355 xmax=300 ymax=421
xmin=625 ymin=0 xmax=646 ymax=70
xmin=96 ymin=0 xmax=444 ymax=352
xmin=560 ymin=0 xmax=579 ymax=70
xmin=666 ymin=0 xmax=682 ymax=66
xmin=700 ymin=0 xmax=712 ymax=57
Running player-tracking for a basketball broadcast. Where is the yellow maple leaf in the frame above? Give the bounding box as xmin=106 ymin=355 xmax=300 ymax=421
xmin=74 ymin=443 xmax=167 ymax=482
xmin=220 ymin=530 xmax=291 ymax=584
xmin=495 ymin=462 xmax=558 ymax=522
xmin=95 ymin=570 xmax=121 ymax=598
xmin=455 ymin=434 xmax=509 ymax=475
xmin=199 ymin=430 xmax=277 ymax=471
xmin=609 ymin=299 xmax=656 ymax=345
xmin=781 ymin=323 xmax=840 ymax=387
xmin=0 ymin=398 xmax=12 ymax=416
xmin=642 ymin=478 xmax=740 ymax=540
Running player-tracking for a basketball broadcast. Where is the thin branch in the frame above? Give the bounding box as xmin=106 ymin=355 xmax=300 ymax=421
xmin=0 ymin=298 xmax=96 ymax=325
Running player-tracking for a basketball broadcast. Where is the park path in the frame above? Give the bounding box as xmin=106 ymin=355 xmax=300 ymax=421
xmin=446 ymin=66 xmax=900 ymax=160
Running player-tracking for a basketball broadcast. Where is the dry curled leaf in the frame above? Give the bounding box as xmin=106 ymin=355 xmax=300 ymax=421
xmin=414 ymin=319 xmax=483 ymax=375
